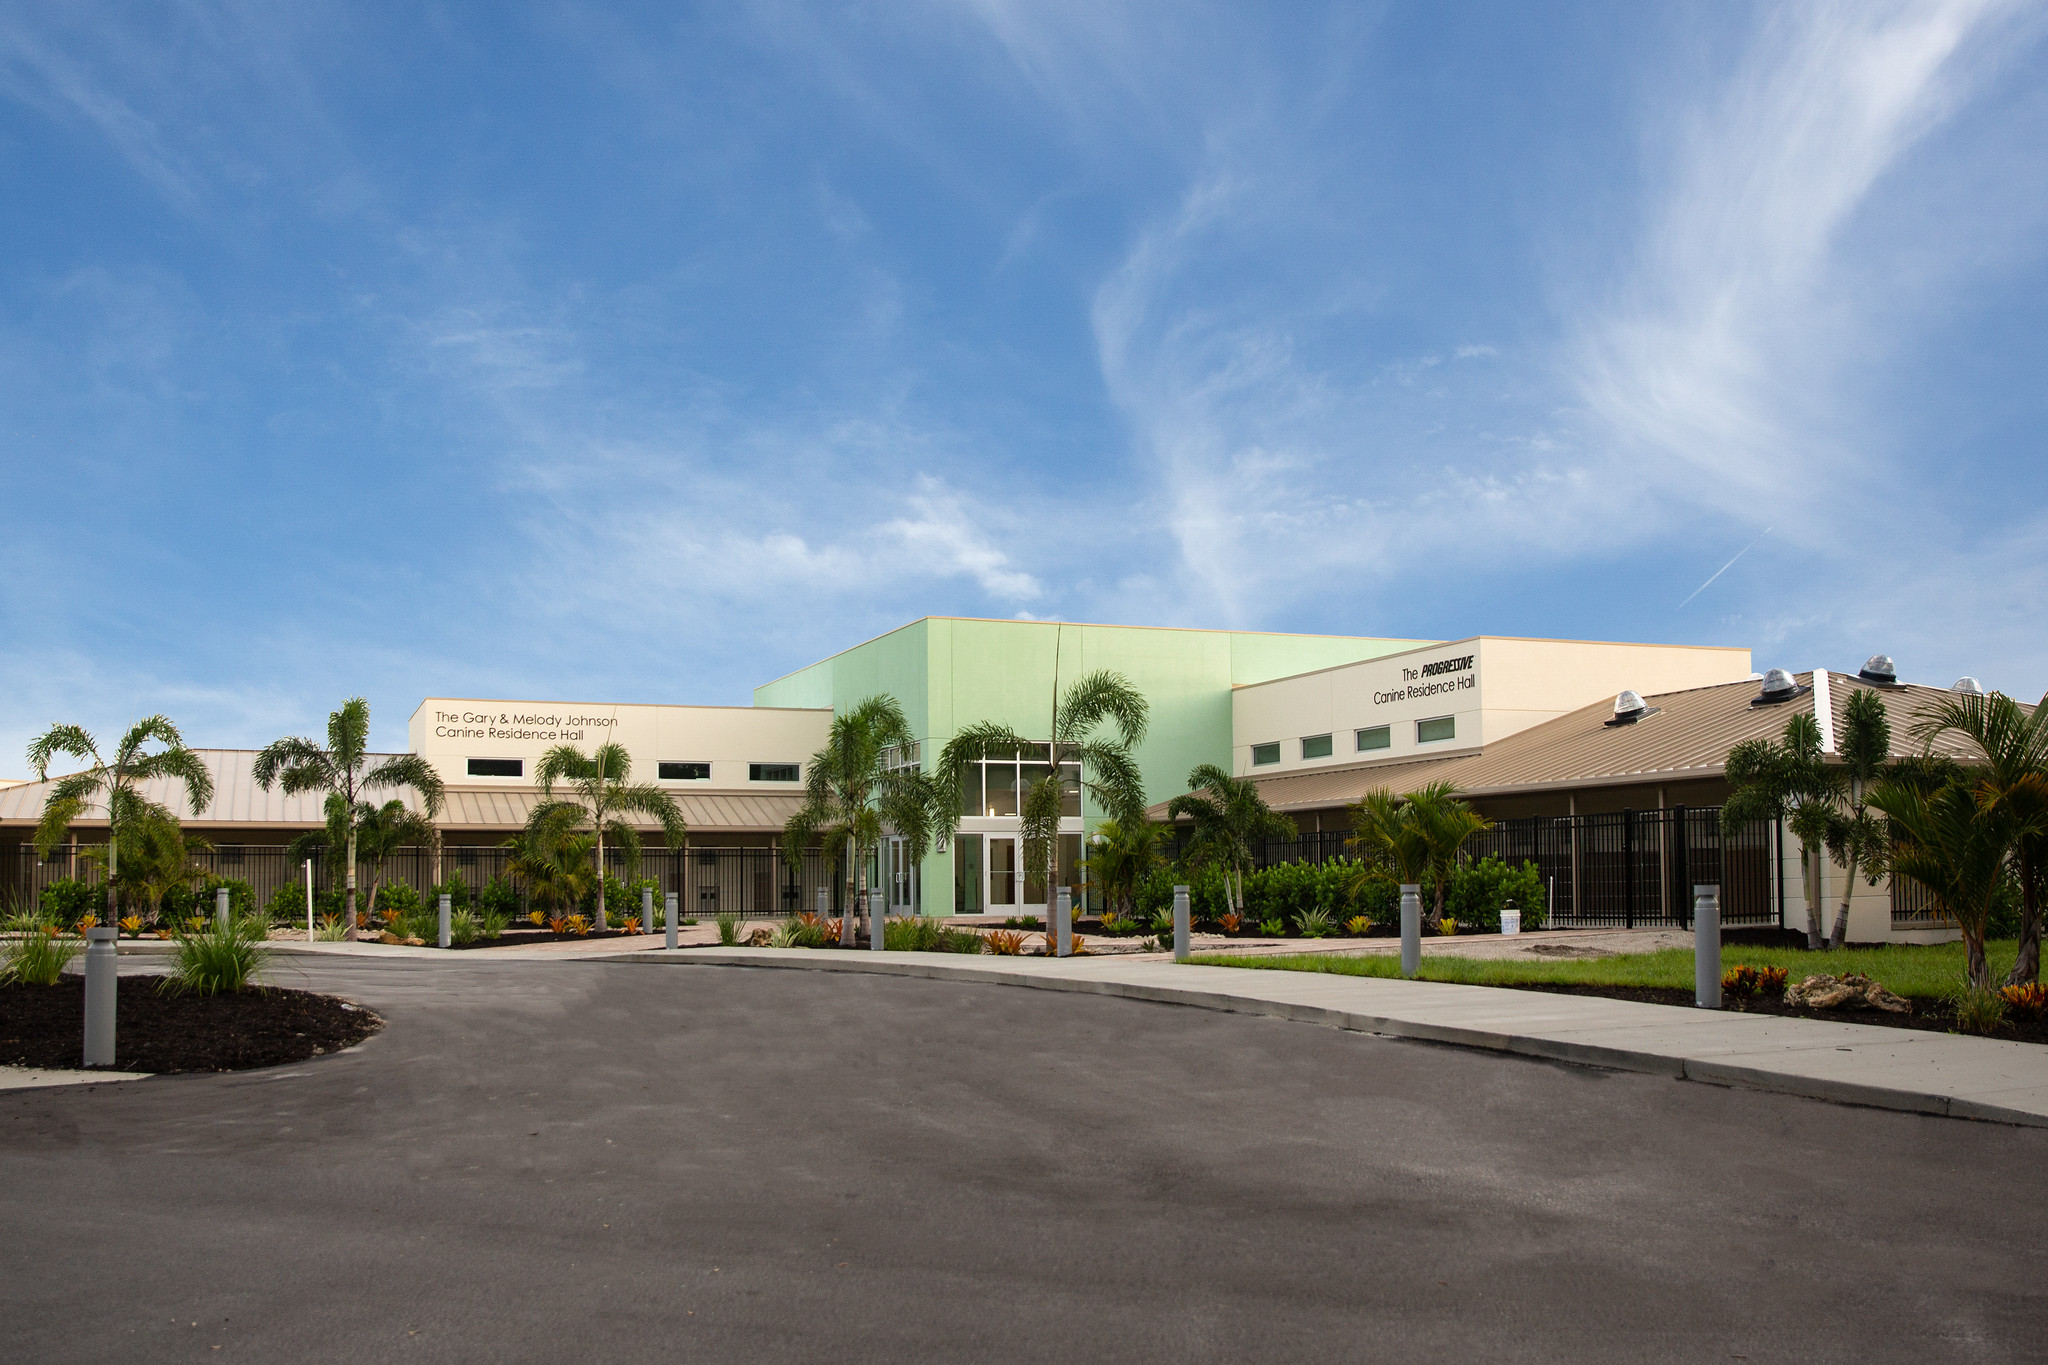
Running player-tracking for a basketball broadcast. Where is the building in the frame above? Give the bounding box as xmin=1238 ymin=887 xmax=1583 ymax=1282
xmin=5 ymin=617 xmax=1995 ymax=942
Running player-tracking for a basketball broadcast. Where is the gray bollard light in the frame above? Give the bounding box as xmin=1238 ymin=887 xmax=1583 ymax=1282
xmin=83 ymin=927 xmax=118 ymax=1068
xmin=1172 ymin=884 xmax=1190 ymax=963
xmin=438 ymin=892 xmax=452 ymax=949
xmin=1055 ymin=889 xmax=1072 ymax=958
xmin=1694 ymin=884 xmax=1721 ymax=1009
xmin=215 ymin=885 xmax=231 ymax=930
xmin=665 ymin=892 xmax=679 ymax=951
xmin=642 ymin=886 xmax=654 ymax=937
xmin=869 ymin=888 xmax=885 ymax=951
xmin=1399 ymin=883 xmax=1422 ymax=979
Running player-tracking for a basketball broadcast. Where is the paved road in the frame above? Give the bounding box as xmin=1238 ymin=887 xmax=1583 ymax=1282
xmin=4 ymin=957 xmax=2043 ymax=1363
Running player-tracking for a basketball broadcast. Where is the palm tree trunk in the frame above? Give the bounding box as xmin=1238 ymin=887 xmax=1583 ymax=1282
xmin=107 ymin=829 xmax=119 ymax=927
xmin=1800 ymin=846 xmax=1823 ymax=950
xmin=841 ymin=835 xmax=856 ymax=946
xmin=595 ymin=826 xmax=606 ymax=931
xmin=1965 ymin=924 xmax=1990 ymax=991
xmin=1828 ymin=851 xmax=1857 ymax=949
xmin=345 ymin=827 xmax=359 ymax=941
xmin=2007 ymin=843 xmax=2040 ymax=987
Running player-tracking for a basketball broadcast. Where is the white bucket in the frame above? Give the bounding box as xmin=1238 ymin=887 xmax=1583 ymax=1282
xmin=1501 ymin=908 xmax=1521 ymax=936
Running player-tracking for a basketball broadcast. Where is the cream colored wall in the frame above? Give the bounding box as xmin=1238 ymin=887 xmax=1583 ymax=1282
xmin=1231 ymin=637 xmax=1752 ymax=778
xmin=407 ymin=699 xmax=832 ymax=791
xmin=1777 ymin=821 xmax=1948 ymax=944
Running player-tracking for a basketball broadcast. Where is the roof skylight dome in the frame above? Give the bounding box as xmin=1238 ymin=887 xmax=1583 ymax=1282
xmin=1858 ymin=655 xmax=1898 ymax=686
xmin=1952 ymin=676 xmax=1984 ymax=695
xmin=1755 ymin=668 xmax=1800 ymax=703
xmin=1604 ymin=689 xmax=1661 ymax=726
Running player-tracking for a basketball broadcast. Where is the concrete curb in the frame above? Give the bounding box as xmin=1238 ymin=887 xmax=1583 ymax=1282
xmin=616 ymin=948 xmax=2048 ymax=1128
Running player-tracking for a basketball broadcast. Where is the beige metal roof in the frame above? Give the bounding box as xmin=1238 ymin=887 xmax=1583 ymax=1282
xmin=1155 ymin=673 xmax=2012 ymax=815
xmin=0 ymin=749 xmax=802 ymax=834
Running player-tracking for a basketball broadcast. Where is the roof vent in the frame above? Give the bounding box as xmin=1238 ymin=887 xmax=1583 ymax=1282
xmin=1952 ymin=676 xmax=1984 ymax=695
xmin=1751 ymin=668 xmax=1809 ymax=707
xmin=1857 ymin=655 xmax=1898 ymax=686
xmin=1604 ymin=690 xmax=1661 ymax=726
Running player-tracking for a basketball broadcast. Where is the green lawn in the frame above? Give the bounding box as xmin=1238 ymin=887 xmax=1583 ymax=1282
xmin=1190 ymin=940 xmax=2017 ymax=1000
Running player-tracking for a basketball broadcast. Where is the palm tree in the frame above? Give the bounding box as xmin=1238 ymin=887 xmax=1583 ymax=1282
xmin=254 ymin=699 xmax=444 ymax=940
xmin=83 ymin=809 xmax=213 ymax=927
xmin=505 ymin=814 xmax=598 ymax=921
xmin=27 ymin=715 xmax=216 ymax=927
xmin=1817 ymin=687 xmax=1896 ymax=949
xmin=1082 ymin=817 xmax=1169 ymax=921
xmin=1405 ymin=781 xmax=1494 ymax=927
xmin=939 ymin=669 xmax=1150 ymax=918
xmin=1868 ymin=775 xmax=2019 ymax=990
xmin=529 ymin=742 xmax=685 ymax=931
xmin=1166 ymin=765 xmax=1294 ymax=920
xmin=1346 ymin=787 xmax=1435 ymax=901
xmin=1723 ymin=710 xmax=1842 ymax=949
xmin=783 ymin=696 xmax=949 ymax=942
xmin=1913 ymin=689 xmax=2048 ymax=985
xmin=352 ymin=799 xmax=437 ymax=921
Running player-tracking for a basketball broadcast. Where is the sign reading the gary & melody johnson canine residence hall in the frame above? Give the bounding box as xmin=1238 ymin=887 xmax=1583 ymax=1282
xmin=430 ymin=708 xmax=619 ymax=743
xmin=1371 ymin=654 xmax=1476 ymax=706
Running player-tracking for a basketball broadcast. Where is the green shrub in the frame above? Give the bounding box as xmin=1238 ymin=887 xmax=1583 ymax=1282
xmin=164 ymin=876 xmax=256 ymax=922
xmin=37 ymin=879 xmax=106 ymax=926
xmin=883 ymin=917 xmax=983 ymax=953
xmin=377 ymin=883 xmax=422 ymax=918
xmin=1950 ymin=986 xmax=2010 ymax=1037
xmin=2 ymin=929 xmax=82 ymax=985
xmin=479 ymin=874 xmax=520 ymax=918
xmin=717 ymin=912 xmax=741 ymax=946
xmin=265 ymin=881 xmax=314 ymax=925
xmin=1444 ymin=858 xmax=1546 ymax=934
xmin=448 ymin=908 xmax=480 ymax=945
xmin=428 ymin=873 xmax=474 ymax=915
xmin=162 ymin=919 xmax=267 ymax=995
xmin=479 ymin=909 xmax=508 ymax=941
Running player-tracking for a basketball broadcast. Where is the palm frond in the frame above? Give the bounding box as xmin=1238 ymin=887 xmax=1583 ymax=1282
xmin=129 ymin=744 xmax=216 ymax=815
xmin=26 ymin=724 xmax=98 ymax=780
xmin=364 ymin=752 xmax=446 ymax=817
xmin=326 ymin=699 xmax=373 ymax=772
xmin=1055 ymin=670 xmax=1149 ymax=749
xmin=251 ymin=736 xmax=339 ymax=795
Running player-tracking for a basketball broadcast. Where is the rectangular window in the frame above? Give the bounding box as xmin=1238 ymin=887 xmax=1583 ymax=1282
xmin=749 ymin=762 xmax=800 ymax=782
xmin=1416 ymin=716 xmax=1456 ymax=744
xmin=1301 ymin=734 xmax=1333 ymax=760
xmin=467 ymin=757 xmax=523 ymax=778
xmin=1356 ymin=726 xmax=1391 ymax=752
xmin=658 ymin=761 xmax=711 ymax=781
xmin=1059 ymin=762 xmax=1081 ymax=817
xmin=1250 ymin=742 xmax=1281 ymax=767
xmin=984 ymin=763 xmax=1018 ymax=816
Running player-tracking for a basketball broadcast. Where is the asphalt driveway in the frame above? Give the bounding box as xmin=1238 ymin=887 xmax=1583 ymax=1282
xmin=3 ymin=955 xmax=2042 ymax=1363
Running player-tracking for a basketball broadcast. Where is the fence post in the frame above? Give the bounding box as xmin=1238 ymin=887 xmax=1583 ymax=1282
xmin=1694 ymin=885 xmax=1721 ymax=1008
xmin=215 ymin=885 xmax=230 ymax=930
xmin=665 ymin=892 xmax=680 ymax=951
xmin=1172 ymin=884 xmax=1190 ymax=962
xmin=438 ymin=892 xmax=451 ymax=949
xmin=869 ymin=888 xmax=885 ymax=951
xmin=83 ymin=927 xmax=118 ymax=1068
xmin=1673 ymin=805 xmax=1690 ymax=928
xmin=1056 ymin=888 xmax=1072 ymax=958
xmin=1400 ymin=884 xmax=1421 ymax=978
xmin=641 ymin=886 xmax=654 ymax=937
xmin=1623 ymin=809 xmax=1636 ymax=930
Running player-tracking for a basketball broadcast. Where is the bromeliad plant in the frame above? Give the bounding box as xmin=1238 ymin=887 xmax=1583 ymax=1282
xmin=27 ymin=715 xmax=216 ymax=937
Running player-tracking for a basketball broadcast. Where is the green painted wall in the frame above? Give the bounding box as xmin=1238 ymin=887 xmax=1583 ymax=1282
xmin=754 ymin=617 xmax=1431 ymax=914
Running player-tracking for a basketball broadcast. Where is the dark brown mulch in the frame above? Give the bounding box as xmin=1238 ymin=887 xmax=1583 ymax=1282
xmin=0 ymin=978 xmax=382 ymax=1073
xmin=446 ymin=928 xmax=667 ymax=950
xmin=1504 ymin=981 xmax=2048 ymax=1044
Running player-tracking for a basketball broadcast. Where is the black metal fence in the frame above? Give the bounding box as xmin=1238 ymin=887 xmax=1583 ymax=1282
xmin=6 ymin=843 xmax=850 ymax=922
xmin=1219 ymin=805 xmax=1784 ymax=929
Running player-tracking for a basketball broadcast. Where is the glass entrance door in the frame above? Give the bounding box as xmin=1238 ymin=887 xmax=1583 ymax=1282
xmin=988 ymin=837 xmax=1018 ymax=908
xmin=886 ymin=837 xmax=915 ymax=913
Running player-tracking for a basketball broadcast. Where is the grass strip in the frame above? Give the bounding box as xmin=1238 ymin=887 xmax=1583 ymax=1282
xmin=1190 ymin=939 xmax=2018 ymax=1000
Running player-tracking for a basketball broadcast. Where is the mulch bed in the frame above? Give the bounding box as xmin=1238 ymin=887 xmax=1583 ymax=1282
xmin=0 ymin=978 xmax=382 ymax=1073
xmin=1503 ymin=981 xmax=2048 ymax=1044
xmin=444 ymin=928 xmax=667 ymax=950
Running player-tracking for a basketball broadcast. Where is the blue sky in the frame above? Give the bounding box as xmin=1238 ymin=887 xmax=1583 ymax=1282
xmin=3 ymin=0 xmax=2045 ymax=763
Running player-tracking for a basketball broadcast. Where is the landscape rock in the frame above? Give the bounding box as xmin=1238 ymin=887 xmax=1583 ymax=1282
xmin=1784 ymin=973 xmax=1911 ymax=1014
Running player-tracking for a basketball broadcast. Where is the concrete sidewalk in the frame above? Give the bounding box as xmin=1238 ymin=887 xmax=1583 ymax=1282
xmin=619 ymin=946 xmax=2048 ymax=1127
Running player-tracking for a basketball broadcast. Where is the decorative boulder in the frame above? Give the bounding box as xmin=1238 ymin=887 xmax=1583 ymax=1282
xmin=1784 ymin=973 xmax=1910 ymax=1014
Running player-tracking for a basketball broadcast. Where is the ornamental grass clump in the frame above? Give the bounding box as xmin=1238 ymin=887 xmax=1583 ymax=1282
xmin=717 ymin=912 xmax=741 ymax=946
xmin=1296 ymin=907 xmax=1334 ymax=939
xmin=163 ymin=918 xmax=267 ymax=995
xmin=2 ymin=929 xmax=82 ymax=986
xmin=1950 ymin=985 xmax=2010 ymax=1037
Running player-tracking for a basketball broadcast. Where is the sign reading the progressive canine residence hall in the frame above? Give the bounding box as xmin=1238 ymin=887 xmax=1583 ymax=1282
xmin=1371 ymin=654 xmax=1477 ymax=706
xmin=431 ymin=709 xmax=620 ymax=743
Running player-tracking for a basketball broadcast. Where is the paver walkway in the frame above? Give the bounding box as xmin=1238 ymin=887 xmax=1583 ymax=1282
xmin=620 ymin=946 xmax=2048 ymax=1127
